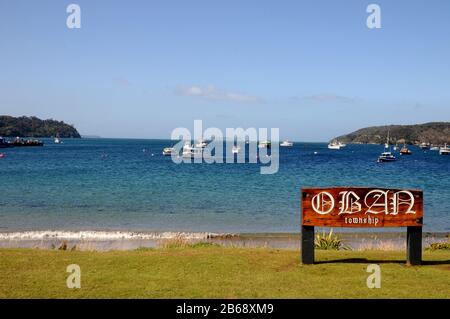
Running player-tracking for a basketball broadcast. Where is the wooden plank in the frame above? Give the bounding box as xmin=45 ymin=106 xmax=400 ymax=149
xmin=301 ymin=187 xmax=423 ymax=227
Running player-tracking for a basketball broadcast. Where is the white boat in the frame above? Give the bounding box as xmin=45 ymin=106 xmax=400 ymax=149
xmin=54 ymin=136 xmax=62 ymax=144
xmin=430 ymin=146 xmax=440 ymax=151
xmin=378 ymin=133 xmax=396 ymax=162
xmin=231 ymin=146 xmax=240 ymax=154
xmin=419 ymin=142 xmax=430 ymax=150
xmin=378 ymin=151 xmax=396 ymax=162
xmin=280 ymin=140 xmax=293 ymax=147
xmin=182 ymin=142 xmax=194 ymax=157
xmin=181 ymin=142 xmax=205 ymax=159
xmin=162 ymin=147 xmax=174 ymax=156
xmin=195 ymin=139 xmax=208 ymax=148
xmin=258 ymin=140 xmax=271 ymax=148
xmin=328 ymin=140 xmax=341 ymax=150
xmin=439 ymin=144 xmax=450 ymax=155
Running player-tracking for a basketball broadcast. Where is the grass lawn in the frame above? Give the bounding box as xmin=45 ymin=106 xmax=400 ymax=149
xmin=0 ymin=247 xmax=449 ymax=298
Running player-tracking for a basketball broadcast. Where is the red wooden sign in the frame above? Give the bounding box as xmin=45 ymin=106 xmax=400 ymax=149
xmin=302 ymin=187 xmax=423 ymax=227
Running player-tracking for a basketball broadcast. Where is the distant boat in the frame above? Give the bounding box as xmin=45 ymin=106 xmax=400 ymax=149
xmin=0 ymin=137 xmax=12 ymax=148
xmin=419 ymin=142 xmax=430 ymax=150
xmin=182 ymin=142 xmax=194 ymax=157
xmin=258 ymin=140 xmax=271 ymax=149
xmin=54 ymin=133 xmax=62 ymax=144
xmin=378 ymin=133 xmax=396 ymax=162
xmin=195 ymin=139 xmax=208 ymax=148
xmin=11 ymin=137 xmax=43 ymax=147
xmin=232 ymin=146 xmax=240 ymax=154
xmin=439 ymin=144 xmax=450 ymax=155
xmin=430 ymin=146 xmax=440 ymax=151
xmin=378 ymin=151 xmax=396 ymax=162
xmin=162 ymin=147 xmax=174 ymax=156
xmin=400 ymin=144 xmax=412 ymax=155
xmin=280 ymin=140 xmax=293 ymax=147
xmin=328 ymin=140 xmax=341 ymax=150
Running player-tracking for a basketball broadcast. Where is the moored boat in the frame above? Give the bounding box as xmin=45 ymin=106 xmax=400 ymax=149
xmin=258 ymin=140 xmax=271 ymax=149
xmin=195 ymin=139 xmax=208 ymax=148
xmin=378 ymin=132 xmax=396 ymax=162
xmin=280 ymin=140 xmax=293 ymax=147
xmin=400 ymin=144 xmax=412 ymax=155
xmin=419 ymin=142 xmax=430 ymax=150
xmin=378 ymin=151 xmax=396 ymax=162
xmin=10 ymin=137 xmax=43 ymax=147
xmin=439 ymin=144 xmax=450 ymax=155
xmin=162 ymin=147 xmax=175 ymax=156
xmin=328 ymin=140 xmax=341 ymax=150
xmin=0 ymin=137 xmax=12 ymax=148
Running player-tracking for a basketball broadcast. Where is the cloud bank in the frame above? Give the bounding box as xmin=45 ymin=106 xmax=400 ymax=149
xmin=301 ymin=93 xmax=356 ymax=103
xmin=178 ymin=85 xmax=262 ymax=104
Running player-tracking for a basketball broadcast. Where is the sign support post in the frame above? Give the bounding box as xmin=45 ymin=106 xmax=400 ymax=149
xmin=407 ymin=226 xmax=422 ymax=265
xmin=301 ymin=225 xmax=314 ymax=264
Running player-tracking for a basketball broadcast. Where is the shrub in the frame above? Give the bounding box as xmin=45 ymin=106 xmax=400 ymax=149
xmin=428 ymin=242 xmax=450 ymax=251
xmin=314 ymin=229 xmax=351 ymax=250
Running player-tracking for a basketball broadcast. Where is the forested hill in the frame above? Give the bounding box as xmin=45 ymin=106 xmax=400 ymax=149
xmin=0 ymin=116 xmax=81 ymax=138
xmin=333 ymin=122 xmax=450 ymax=145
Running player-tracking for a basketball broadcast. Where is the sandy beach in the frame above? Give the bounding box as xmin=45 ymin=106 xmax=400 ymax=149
xmin=0 ymin=230 xmax=448 ymax=251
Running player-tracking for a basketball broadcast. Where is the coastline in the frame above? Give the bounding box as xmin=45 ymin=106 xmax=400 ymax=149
xmin=0 ymin=230 xmax=448 ymax=251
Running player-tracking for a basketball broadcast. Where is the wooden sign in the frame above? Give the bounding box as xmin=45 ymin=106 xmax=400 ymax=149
xmin=302 ymin=187 xmax=423 ymax=227
xmin=301 ymin=187 xmax=423 ymax=265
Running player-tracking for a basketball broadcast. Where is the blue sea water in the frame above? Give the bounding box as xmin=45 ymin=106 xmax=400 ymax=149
xmin=0 ymin=138 xmax=449 ymax=233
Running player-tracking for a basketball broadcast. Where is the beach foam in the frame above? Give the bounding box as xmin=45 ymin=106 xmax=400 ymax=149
xmin=0 ymin=230 xmax=232 ymax=241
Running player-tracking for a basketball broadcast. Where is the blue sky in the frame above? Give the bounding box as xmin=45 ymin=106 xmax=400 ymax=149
xmin=0 ymin=0 xmax=449 ymax=141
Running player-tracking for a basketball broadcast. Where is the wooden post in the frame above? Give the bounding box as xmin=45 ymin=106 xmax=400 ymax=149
xmin=301 ymin=225 xmax=315 ymax=264
xmin=406 ymin=226 xmax=422 ymax=265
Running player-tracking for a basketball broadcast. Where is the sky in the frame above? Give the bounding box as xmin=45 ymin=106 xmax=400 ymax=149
xmin=0 ymin=0 xmax=449 ymax=141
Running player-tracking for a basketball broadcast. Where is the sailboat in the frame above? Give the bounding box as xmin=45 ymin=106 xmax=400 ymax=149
xmin=378 ymin=131 xmax=396 ymax=162
xmin=54 ymin=133 xmax=63 ymax=144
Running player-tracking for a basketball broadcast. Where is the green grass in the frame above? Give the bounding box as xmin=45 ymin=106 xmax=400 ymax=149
xmin=0 ymin=247 xmax=449 ymax=298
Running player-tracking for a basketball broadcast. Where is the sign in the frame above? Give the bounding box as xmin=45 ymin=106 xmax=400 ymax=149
xmin=300 ymin=187 xmax=423 ymax=266
xmin=302 ymin=187 xmax=423 ymax=227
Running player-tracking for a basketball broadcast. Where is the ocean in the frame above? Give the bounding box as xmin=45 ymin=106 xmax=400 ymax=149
xmin=0 ymin=138 xmax=449 ymax=235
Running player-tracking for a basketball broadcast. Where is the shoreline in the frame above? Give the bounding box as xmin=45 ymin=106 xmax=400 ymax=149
xmin=0 ymin=230 xmax=448 ymax=251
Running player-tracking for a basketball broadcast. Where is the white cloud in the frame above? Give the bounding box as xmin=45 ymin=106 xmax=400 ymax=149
xmin=302 ymin=93 xmax=356 ymax=103
xmin=178 ymin=85 xmax=262 ymax=103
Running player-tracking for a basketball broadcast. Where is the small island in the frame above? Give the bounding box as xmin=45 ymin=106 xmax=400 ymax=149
xmin=0 ymin=115 xmax=81 ymax=138
xmin=333 ymin=122 xmax=450 ymax=145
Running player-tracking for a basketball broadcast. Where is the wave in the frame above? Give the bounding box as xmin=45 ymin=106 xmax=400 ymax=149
xmin=0 ymin=230 xmax=234 ymax=241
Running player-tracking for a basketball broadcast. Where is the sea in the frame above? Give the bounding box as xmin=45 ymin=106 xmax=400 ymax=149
xmin=0 ymin=138 xmax=449 ymax=237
